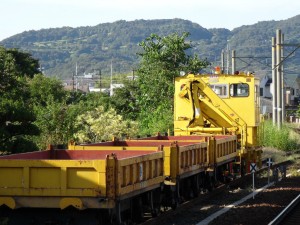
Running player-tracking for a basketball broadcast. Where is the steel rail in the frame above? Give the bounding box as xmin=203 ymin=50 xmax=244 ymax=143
xmin=268 ymin=194 xmax=300 ymax=225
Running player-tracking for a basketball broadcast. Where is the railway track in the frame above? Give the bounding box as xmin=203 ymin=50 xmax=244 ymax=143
xmin=140 ymin=160 xmax=298 ymax=225
xmin=268 ymin=194 xmax=300 ymax=225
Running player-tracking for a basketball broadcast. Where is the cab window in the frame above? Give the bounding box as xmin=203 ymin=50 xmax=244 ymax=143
xmin=230 ymin=83 xmax=249 ymax=97
xmin=210 ymin=84 xmax=229 ymax=98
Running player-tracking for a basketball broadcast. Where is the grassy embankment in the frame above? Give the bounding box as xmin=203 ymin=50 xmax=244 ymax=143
xmin=260 ymin=120 xmax=300 ymax=170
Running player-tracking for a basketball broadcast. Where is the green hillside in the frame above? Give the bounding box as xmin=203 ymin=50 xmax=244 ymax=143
xmin=1 ymin=16 xmax=300 ymax=79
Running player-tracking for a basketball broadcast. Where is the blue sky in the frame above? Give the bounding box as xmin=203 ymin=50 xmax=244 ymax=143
xmin=1 ymin=0 xmax=300 ymax=41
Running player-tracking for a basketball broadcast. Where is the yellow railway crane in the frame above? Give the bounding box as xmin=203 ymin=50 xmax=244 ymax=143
xmin=174 ymin=70 xmax=262 ymax=172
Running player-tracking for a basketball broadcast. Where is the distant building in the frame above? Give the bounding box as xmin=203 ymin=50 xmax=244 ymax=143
xmin=89 ymin=87 xmax=109 ymax=94
xmin=62 ymin=72 xmax=135 ymax=95
xmin=126 ymin=75 xmax=138 ymax=80
xmin=260 ymin=75 xmax=300 ymax=103
xmin=285 ymin=75 xmax=300 ymax=106
xmin=259 ymin=74 xmax=300 ymax=115
xmin=110 ymin=83 xmax=124 ymax=96
xmin=260 ymin=76 xmax=272 ymax=99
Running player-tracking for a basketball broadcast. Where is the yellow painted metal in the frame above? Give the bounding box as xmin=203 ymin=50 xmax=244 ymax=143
xmin=0 ymin=151 xmax=165 ymax=209
xmin=68 ymin=140 xmax=207 ymax=151
xmin=68 ymin=144 xmax=159 ymax=151
xmin=68 ymin=142 xmax=170 ymax=177
xmin=0 ymin=197 xmax=16 ymax=209
xmin=0 ymin=196 xmax=115 ymax=209
xmin=174 ymin=73 xmax=261 ymax=160
xmin=69 ymin=140 xmax=210 ymax=185
xmin=210 ymin=136 xmax=238 ymax=165
xmin=114 ymin=151 xmax=164 ymax=199
xmin=60 ymin=197 xmax=84 ymax=210
xmin=162 ymin=147 xmax=171 ymax=178
xmin=0 ymin=159 xmax=106 ymax=197
xmin=0 ymin=71 xmax=264 ymax=214
xmin=169 ymin=142 xmax=208 ymax=184
xmin=178 ymin=127 xmax=224 ymax=133
xmin=208 ymin=137 xmax=215 ymax=169
xmin=247 ymin=126 xmax=259 ymax=147
xmin=174 ymin=72 xmax=262 ymax=169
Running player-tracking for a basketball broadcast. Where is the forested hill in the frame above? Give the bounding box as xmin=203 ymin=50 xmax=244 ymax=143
xmin=1 ymin=16 xmax=300 ymax=79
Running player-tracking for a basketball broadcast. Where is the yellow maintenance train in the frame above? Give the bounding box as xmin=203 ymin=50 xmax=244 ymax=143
xmin=0 ymin=70 xmax=262 ymax=225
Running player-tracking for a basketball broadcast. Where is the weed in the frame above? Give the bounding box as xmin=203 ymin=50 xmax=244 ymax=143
xmin=259 ymin=120 xmax=300 ymax=152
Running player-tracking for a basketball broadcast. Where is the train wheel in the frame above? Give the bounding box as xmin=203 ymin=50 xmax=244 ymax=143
xmin=115 ymin=201 xmax=123 ymax=225
xmin=205 ymin=172 xmax=215 ymax=192
xmin=192 ymin=174 xmax=201 ymax=197
xmin=0 ymin=205 xmax=11 ymax=224
xmin=171 ymin=182 xmax=180 ymax=210
xmin=180 ymin=177 xmax=197 ymax=200
xmin=171 ymin=200 xmax=178 ymax=210
xmin=131 ymin=197 xmax=144 ymax=223
xmin=150 ymin=189 xmax=162 ymax=217
xmin=161 ymin=184 xmax=179 ymax=210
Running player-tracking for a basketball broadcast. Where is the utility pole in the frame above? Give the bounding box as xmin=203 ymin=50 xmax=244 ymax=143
xmin=221 ymin=50 xmax=225 ymax=73
xmin=281 ymin=33 xmax=285 ymax=123
xmin=132 ymin=69 xmax=135 ymax=80
xmin=271 ymin=29 xmax=300 ymax=128
xmin=110 ymin=59 xmax=113 ymax=96
xmin=231 ymin=50 xmax=236 ymax=75
xmin=276 ymin=29 xmax=282 ymax=129
xmin=75 ymin=62 xmax=78 ymax=92
xmin=226 ymin=41 xmax=230 ymax=74
xmin=75 ymin=62 xmax=78 ymax=76
xmin=271 ymin=37 xmax=277 ymax=125
xmin=99 ymin=69 xmax=102 ymax=90
xmin=72 ymin=72 xmax=75 ymax=93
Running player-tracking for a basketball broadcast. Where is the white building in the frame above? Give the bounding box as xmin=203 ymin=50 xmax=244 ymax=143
xmin=260 ymin=75 xmax=300 ymax=104
xmin=110 ymin=83 xmax=124 ymax=96
xmin=260 ymin=76 xmax=272 ymax=99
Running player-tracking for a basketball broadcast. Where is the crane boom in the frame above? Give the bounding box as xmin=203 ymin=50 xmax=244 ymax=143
xmin=177 ymin=74 xmax=247 ymax=152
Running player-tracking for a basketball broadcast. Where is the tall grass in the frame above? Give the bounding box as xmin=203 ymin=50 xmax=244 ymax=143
xmin=259 ymin=120 xmax=299 ymax=151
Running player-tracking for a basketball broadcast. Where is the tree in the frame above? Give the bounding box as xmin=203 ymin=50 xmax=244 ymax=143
xmin=30 ymin=80 xmax=112 ymax=149
xmin=29 ymin=74 xmax=67 ymax=106
xmin=110 ymin=79 xmax=140 ymax=120
xmin=74 ymin=106 xmax=138 ymax=143
xmin=0 ymin=47 xmax=40 ymax=153
xmin=0 ymin=46 xmax=19 ymax=94
xmin=136 ymin=33 xmax=210 ymax=135
xmin=6 ymin=48 xmax=40 ymax=78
